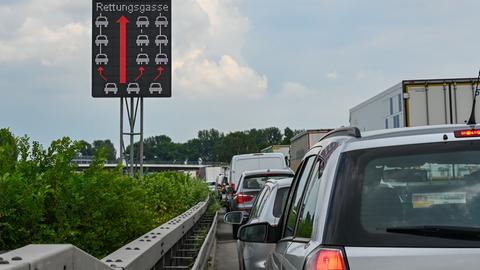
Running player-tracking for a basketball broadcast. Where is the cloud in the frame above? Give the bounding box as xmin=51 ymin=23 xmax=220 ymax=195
xmin=174 ymin=51 xmax=267 ymax=99
xmin=325 ymin=71 xmax=338 ymax=80
xmin=172 ymin=0 xmax=266 ymax=99
xmin=279 ymin=82 xmax=311 ymax=99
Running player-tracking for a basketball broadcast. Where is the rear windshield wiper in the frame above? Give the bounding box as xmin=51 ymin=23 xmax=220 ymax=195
xmin=386 ymin=225 xmax=480 ymax=240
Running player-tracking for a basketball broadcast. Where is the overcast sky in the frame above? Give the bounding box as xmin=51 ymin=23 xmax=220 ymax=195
xmin=1 ymin=0 xmax=480 ymax=148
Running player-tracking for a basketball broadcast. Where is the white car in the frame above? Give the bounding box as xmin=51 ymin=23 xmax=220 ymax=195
xmin=155 ymin=35 xmax=168 ymax=46
xmin=155 ymin=53 xmax=168 ymax=65
xmin=136 ymin=53 xmax=149 ymax=65
xmin=127 ymin=83 xmax=140 ymax=94
xmin=95 ymin=16 xmax=108 ymax=28
xmin=95 ymin=53 xmax=108 ymax=65
xmin=149 ymin=83 xmax=162 ymax=94
xmin=95 ymin=35 xmax=108 ymax=46
xmin=155 ymin=15 xmax=168 ymax=27
xmin=136 ymin=35 xmax=149 ymax=46
xmin=136 ymin=16 xmax=149 ymax=27
xmin=104 ymin=83 xmax=118 ymax=94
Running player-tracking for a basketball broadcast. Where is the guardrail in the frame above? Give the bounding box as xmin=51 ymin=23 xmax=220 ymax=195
xmin=0 ymin=198 xmax=213 ymax=270
xmin=191 ymin=211 xmax=218 ymax=270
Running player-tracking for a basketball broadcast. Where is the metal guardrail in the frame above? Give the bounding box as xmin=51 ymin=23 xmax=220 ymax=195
xmin=191 ymin=211 xmax=218 ymax=270
xmin=0 ymin=245 xmax=112 ymax=270
xmin=0 ymin=199 xmax=211 ymax=270
xmin=103 ymin=199 xmax=209 ymax=270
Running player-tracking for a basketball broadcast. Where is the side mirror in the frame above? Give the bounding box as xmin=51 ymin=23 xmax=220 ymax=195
xmin=238 ymin=222 xmax=281 ymax=243
xmin=224 ymin=211 xmax=243 ymax=224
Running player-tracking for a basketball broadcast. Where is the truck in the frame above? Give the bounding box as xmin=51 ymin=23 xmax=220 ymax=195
xmin=289 ymin=129 xmax=332 ymax=171
xmin=350 ymin=78 xmax=480 ymax=132
xmin=229 ymin=153 xmax=288 ymax=191
xmin=261 ymin=145 xmax=290 ymax=165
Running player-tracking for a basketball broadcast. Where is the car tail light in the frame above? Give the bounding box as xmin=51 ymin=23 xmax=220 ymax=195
xmin=454 ymin=129 xmax=480 ymax=138
xmin=305 ymin=248 xmax=346 ymax=270
xmin=235 ymin=193 xmax=254 ymax=204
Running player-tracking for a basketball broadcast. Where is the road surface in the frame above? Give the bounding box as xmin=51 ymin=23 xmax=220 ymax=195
xmin=215 ymin=210 xmax=239 ymax=270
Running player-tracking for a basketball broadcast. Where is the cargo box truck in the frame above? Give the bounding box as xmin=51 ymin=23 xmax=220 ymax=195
xmin=289 ymin=129 xmax=332 ymax=171
xmin=350 ymin=78 xmax=480 ymax=131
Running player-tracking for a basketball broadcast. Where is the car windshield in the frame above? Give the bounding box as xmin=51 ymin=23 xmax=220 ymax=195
xmin=326 ymin=140 xmax=480 ymax=247
xmin=242 ymin=174 xmax=292 ymax=190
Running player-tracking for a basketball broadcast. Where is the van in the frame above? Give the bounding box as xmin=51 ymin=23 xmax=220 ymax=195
xmin=229 ymin=153 xmax=287 ymax=191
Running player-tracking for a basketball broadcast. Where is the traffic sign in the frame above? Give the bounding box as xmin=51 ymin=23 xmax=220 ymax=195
xmin=92 ymin=0 xmax=171 ymax=98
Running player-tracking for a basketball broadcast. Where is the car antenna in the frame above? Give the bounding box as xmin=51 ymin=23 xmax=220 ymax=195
xmin=467 ymin=69 xmax=480 ymax=125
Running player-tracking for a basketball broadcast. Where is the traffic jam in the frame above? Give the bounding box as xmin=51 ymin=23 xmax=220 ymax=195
xmin=217 ymin=77 xmax=480 ymax=270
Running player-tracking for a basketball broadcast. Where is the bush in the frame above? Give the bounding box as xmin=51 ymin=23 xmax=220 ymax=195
xmin=0 ymin=129 xmax=209 ymax=258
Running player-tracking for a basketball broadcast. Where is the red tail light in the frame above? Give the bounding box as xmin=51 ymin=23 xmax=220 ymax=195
xmin=306 ymin=248 xmax=346 ymax=270
xmin=235 ymin=193 xmax=253 ymax=204
xmin=454 ymin=129 xmax=480 ymax=138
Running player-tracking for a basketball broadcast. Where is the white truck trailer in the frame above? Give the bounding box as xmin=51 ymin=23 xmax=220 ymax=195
xmin=289 ymin=129 xmax=332 ymax=171
xmin=350 ymin=78 xmax=480 ymax=131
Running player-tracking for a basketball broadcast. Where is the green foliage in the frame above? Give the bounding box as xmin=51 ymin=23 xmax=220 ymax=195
xmin=130 ymin=127 xmax=303 ymax=164
xmin=77 ymin=139 xmax=117 ymax=161
xmin=0 ymin=130 xmax=208 ymax=258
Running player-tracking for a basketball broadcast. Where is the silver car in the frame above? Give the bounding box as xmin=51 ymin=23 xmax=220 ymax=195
xmin=229 ymin=169 xmax=294 ymax=239
xmin=237 ymin=125 xmax=480 ymax=270
xmin=225 ymin=178 xmax=292 ymax=270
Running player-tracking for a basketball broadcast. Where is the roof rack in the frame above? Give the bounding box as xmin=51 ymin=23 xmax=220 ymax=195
xmin=320 ymin=127 xmax=362 ymax=141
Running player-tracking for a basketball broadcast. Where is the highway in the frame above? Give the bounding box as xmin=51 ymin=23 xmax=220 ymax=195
xmin=215 ymin=210 xmax=239 ymax=270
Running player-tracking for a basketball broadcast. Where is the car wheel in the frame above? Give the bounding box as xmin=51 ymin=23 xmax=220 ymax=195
xmin=232 ymin=224 xmax=239 ymax=240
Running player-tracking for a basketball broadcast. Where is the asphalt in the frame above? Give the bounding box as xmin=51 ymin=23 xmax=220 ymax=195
xmin=214 ymin=210 xmax=240 ymax=270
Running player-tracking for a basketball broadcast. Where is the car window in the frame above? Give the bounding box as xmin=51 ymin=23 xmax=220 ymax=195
xmin=256 ymin=187 xmax=272 ymax=217
xmin=273 ymin=187 xmax=290 ymax=218
xmin=295 ymin=159 xmax=322 ymax=238
xmin=284 ymin=155 xmax=316 ymax=238
xmin=250 ymin=187 xmax=269 ymax=219
xmin=242 ymin=174 xmax=292 ymax=190
xmin=325 ymin=140 xmax=480 ymax=248
xmin=296 ymin=142 xmax=339 ymax=238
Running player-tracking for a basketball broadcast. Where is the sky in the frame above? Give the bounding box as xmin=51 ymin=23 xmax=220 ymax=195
xmin=1 ymin=0 xmax=480 ymax=149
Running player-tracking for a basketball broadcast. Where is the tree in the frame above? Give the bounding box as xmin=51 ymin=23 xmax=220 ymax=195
xmin=92 ymin=140 xmax=116 ymax=161
xmin=197 ymin=129 xmax=224 ymax=162
xmin=0 ymin=128 xmax=17 ymax=174
xmin=77 ymin=140 xmax=94 ymax=157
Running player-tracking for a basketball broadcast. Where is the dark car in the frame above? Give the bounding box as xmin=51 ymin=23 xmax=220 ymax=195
xmin=229 ymin=169 xmax=294 ymax=238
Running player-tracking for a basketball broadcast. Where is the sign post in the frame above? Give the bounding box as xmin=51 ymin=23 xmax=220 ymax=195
xmin=92 ymin=0 xmax=172 ymax=176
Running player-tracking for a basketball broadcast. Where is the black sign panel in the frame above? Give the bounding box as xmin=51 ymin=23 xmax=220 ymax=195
xmin=92 ymin=0 xmax=171 ymax=98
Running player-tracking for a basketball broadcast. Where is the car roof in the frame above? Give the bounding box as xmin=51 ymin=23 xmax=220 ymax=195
xmin=241 ymin=168 xmax=293 ymax=177
xmin=311 ymin=124 xmax=480 ymax=153
xmin=265 ymin=177 xmax=293 ymax=189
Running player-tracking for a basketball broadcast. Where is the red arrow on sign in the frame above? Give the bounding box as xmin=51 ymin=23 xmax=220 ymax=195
xmin=116 ymin=16 xmax=129 ymax=84
xmin=154 ymin=66 xmax=166 ymax=81
xmin=135 ymin=66 xmax=145 ymax=81
xmin=97 ymin=66 xmax=107 ymax=81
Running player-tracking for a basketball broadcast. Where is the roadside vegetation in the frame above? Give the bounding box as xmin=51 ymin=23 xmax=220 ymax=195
xmin=0 ymin=129 xmax=209 ymax=258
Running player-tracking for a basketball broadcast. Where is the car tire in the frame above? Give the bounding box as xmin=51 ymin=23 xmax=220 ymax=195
xmin=232 ymin=224 xmax=239 ymax=240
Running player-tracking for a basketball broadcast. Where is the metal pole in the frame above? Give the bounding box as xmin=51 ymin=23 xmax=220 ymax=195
xmin=130 ymin=97 xmax=135 ymax=177
xmin=140 ymin=98 xmax=144 ymax=176
xmin=120 ymin=97 xmax=124 ymax=166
